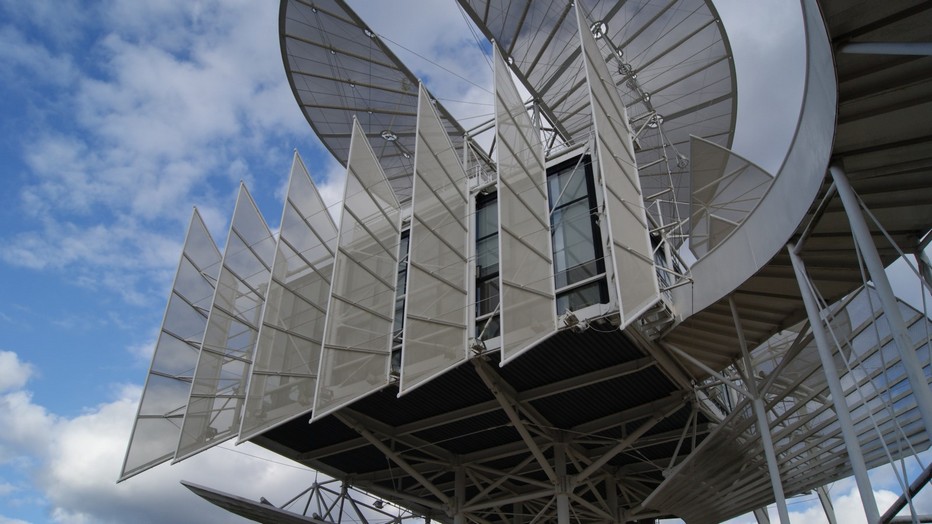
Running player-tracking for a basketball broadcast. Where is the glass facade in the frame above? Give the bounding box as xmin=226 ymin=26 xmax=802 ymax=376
xmin=475 ymin=193 xmax=500 ymax=340
xmin=392 ymin=229 xmax=409 ymax=373
xmin=474 ymin=155 xmax=608 ymax=335
xmin=547 ymin=156 xmax=608 ymax=313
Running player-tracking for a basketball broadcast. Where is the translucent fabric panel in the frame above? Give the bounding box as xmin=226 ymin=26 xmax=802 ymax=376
xmin=120 ymin=209 xmax=221 ymax=481
xmin=239 ymin=153 xmax=338 ymax=442
xmin=399 ymin=85 xmax=469 ymax=395
xmin=282 ymin=0 xmax=469 ymax=203
xmin=493 ymin=45 xmax=557 ymax=365
xmin=458 ymin=0 xmax=735 ymax=229
xmin=175 ymin=185 xmax=274 ymax=462
xmin=688 ymin=136 xmax=774 ymax=258
xmin=576 ymin=4 xmax=659 ymax=328
xmin=313 ymin=120 xmax=400 ymax=421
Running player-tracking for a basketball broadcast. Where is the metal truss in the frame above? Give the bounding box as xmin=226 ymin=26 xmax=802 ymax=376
xmin=291 ymin=354 xmax=697 ymax=524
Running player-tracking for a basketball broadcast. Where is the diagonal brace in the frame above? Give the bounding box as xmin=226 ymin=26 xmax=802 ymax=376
xmin=473 ymin=358 xmax=559 ymax=484
xmin=334 ymin=412 xmax=450 ymax=504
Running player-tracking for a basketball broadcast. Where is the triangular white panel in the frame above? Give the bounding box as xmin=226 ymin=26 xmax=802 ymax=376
xmin=239 ymin=153 xmax=338 ymax=442
xmin=119 ymin=209 xmax=221 ymax=481
xmin=399 ymin=85 xmax=470 ymax=395
xmin=494 ymin=44 xmax=558 ymax=366
xmin=175 ymin=184 xmax=276 ymax=462
xmin=688 ymin=136 xmax=774 ymax=258
xmin=313 ymin=120 xmax=401 ymax=421
xmin=576 ymin=3 xmax=659 ymax=327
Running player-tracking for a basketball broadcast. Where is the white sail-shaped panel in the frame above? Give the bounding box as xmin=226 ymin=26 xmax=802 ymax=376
xmin=399 ymin=85 xmax=469 ymax=395
xmin=688 ymin=136 xmax=774 ymax=259
xmin=239 ymin=153 xmax=338 ymax=442
xmin=313 ymin=120 xmax=401 ymax=420
xmin=175 ymin=184 xmax=275 ymax=462
xmin=576 ymin=3 xmax=659 ymax=327
xmin=119 ymin=209 xmax=221 ymax=481
xmin=494 ymin=45 xmax=557 ymax=365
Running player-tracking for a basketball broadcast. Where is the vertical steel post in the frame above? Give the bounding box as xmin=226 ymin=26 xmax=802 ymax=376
xmin=788 ymin=245 xmax=881 ymax=523
xmin=605 ymin=473 xmax=619 ymax=523
xmin=816 ymin=486 xmax=838 ymax=524
xmin=453 ymin=466 xmax=466 ymax=524
xmin=730 ymin=297 xmax=791 ymax=524
xmin=753 ymin=508 xmax=771 ymax=524
xmin=831 ymin=164 xmax=932 ymax=440
xmin=916 ymin=249 xmax=932 ymax=292
xmin=555 ymin=442 xmax=570 ymax=524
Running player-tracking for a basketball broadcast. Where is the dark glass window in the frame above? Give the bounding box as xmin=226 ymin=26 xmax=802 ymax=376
xmin=392 ymin=230 xmax=410 ymax=373
xmin=472 ymin=154 xmax=608 ymax=342
xmin=548 ymin=156 xmax=608 ymax=312
xmin=475 ymin=193 xmax=500 ymax=340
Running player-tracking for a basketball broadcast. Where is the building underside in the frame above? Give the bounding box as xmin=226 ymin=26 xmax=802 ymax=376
xmin=122 ymin=1 xmax=932 ymax=523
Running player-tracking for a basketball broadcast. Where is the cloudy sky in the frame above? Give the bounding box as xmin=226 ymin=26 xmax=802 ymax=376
xmin=0 ymin=1 xmax=929 ymax=523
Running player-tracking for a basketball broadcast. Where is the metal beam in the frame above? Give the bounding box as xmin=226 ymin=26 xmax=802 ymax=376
xmin=788 ymin=245 xmax=881 ymax=523
xmin=666 ymin=342 xmax=752 ymax=399
xmin=461 ymin=489 xmax=556 ymax=514
xmin=839 ymin=42 xmax=932 ymax=56
xmin=571 ymin=408 xmax=671 ymax=487
xmin=754 ymin=508 xmax=771 ymax=524
xmin=453 ymin=467 xmax=466 ymax=524
xmin=831 ymin=165 xmax=932 ymax=441
xmin=555 ymin=443 xmax=570 ymax=524
xmin=816 ymin=486 xmax=838 ymax=524
xmin=731 ymin=296 xmax=791 ymax=524
xmin=880 ymin=461 xmax=932 ymax=524
xmin=473 ymin=358 xmax=559 ymax=484
xmin=334 ymin=412 xmax=451 ymax=504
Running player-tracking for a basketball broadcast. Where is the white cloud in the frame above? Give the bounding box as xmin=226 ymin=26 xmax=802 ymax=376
xmin=0 ymin=516 xmax=31 ymax=524
xmin=0 ymin=390 xmax=55 ymax=463
xmin=0 ymin=25 xmax=78 ymax=88
xmin=0 ymin=0 xmax=311 ymax=306
xmin=0 ymin=1 xmax=87 ymax=47
xmin=0 ymin=353 xmax=317 ymax=524
xmin=0 ymin=351 xmax=34 ymax=393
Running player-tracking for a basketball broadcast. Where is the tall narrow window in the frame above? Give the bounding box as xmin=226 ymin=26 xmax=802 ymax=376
xmin=392 ymin=229 xmax=410 ymax=373
xmin=547 ymin=156 xmax=608 ymax=313
xmin=475 ymin=194 xmax=500 ymax=340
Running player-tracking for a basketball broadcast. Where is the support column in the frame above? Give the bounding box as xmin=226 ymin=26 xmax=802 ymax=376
xmin=730 ymin=297 xmax=791 ymax=524
xmin=788 ymin=245 xmax=881 ymax=523
xmin=831 ymin=164 xmax=932 ymax=440
xmin=453 ymin=467 xmax=466 ymax=524
xmin=605 ymin=473 xmax=619 ymax=523
xmin=916 ymin=248 xmax=932 ymax=292
xmin=752 ymin=397 xmax=790 ymax=524
xmin=556 ymin=442 xmax=570 ymax=524
xmin=512 ymin=502 xmax=524 ymax=524
xmin=753 ymin=508 xmax=771 ymax=524
xmin=816 ymin=486 xmax=838 ymax=524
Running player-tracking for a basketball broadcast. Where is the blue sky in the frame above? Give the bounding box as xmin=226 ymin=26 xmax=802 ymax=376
xmin=0 ymin=1 xmax=929 ymax=523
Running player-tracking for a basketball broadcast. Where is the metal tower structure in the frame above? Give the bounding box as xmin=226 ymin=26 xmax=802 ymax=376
xmin=120 ymin=1 xmax=932 ymax=522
